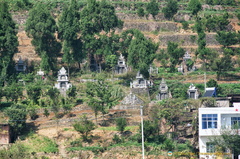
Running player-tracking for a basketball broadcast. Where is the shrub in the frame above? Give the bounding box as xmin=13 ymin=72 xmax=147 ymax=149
xmin=137 ymin=7 xmax=145 ymax=17
xmin=28 ymin=108 xmax=38 ymax=120
xmin=73 ymin=115 xmax=96 ymax=141
xmin=162 ymin=138 xmax=175 ymax=151
xmin=116 ymin=117 xmax=127 ymax=133
xmin=182 ymin=21 xmax=189 ymax=30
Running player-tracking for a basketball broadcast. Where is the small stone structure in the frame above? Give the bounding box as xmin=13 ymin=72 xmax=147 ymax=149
xmin=156 ymin=78 xmax=169 ymax=100
xmin=121 ymin=92 xmax=144 ymax=105
xmin=15 ymin=57 xmax=27 ymax=73
xmin=148 ymin=65 xmax=158 ymax=75
xmin=183 ymin=51 xmax=191 ymax=61
xmin=130 ymin=71 xmax=152 ymax=89
xmin=187 ymin=84 xmax=199 ymax=99
xmin=0 ymin=124 xmax=11 ymax=144
xmin=115 ymin=54 xmax=128 ymax=74
xmin=54 ymin=67 xmax=72 ymax=92
xmin=37 ymin=69 xmax=44 ymax=76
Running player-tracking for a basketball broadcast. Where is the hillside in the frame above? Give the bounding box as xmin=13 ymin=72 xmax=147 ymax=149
xmin=0 ymin=0 xmax=240 ymax=158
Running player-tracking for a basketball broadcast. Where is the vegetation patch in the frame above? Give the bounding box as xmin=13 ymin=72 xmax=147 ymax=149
xmin=24 ymin=134 xmax=59 ymax=153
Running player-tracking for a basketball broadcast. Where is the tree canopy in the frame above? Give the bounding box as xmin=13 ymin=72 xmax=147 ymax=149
xmin=216 ymin=31 xmax=239 ymax=48
xmin=187 ymin=0 xmax=202 ymax=16
xmin=127 ymin=29 xmax=158 ymax=78
xmin=58 ymin=0 xmax=83 ymax=70
xmin=25 ymin=3 xmax=61 ymax=72
xmin=0 ymin=0 xmax=18 ymax=85
xmin=166 ymin=42 xmax=185 ymax=72
xmin=146 ymin=0 xmax=159 ymax=18
xmin=162 ymin=0 xmax=178 ymax=20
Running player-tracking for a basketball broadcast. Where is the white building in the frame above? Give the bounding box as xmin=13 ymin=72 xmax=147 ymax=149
xmin=199 ymin=107 xmax=240 ymax=159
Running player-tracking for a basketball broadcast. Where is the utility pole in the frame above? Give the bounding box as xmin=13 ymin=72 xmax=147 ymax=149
xmin=140 ymin=106 xmax=145 ymax=159
xmin=204 ymin=72 xmax=206 ymax=91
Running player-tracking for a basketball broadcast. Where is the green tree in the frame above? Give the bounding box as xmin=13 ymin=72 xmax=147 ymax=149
xmin=211 ymin=128 xmax=240 ymax=159
xmin=205 ymin=13 xmax=229 ymax=32
xmin=216 ymin=31 xmax=239 ymax=48
xmin=86 ymin=78 xmax=121 ymax=124
xmin=0 ymin=143 xmax=30 ymax=159
xmin=4 ymin=83 xmax=23 ymax=102
xmin=25 ymin=3 xmax=61 ymax=72
xmin=73 ymin=115 xmax=96 ymax=141
xmin=211 ymin=54 xmax=233 ymax=80
xmin=206 ymin=79 xmax=218 ymax=88
xmin=67 ymin=85 xmax=77 ymax=99
xmin=26 ymin=82 xmax=42 ymax=104
xmin=166 ymin=42 xmax=185 ymax=72
xmin=137 ymin=7 xmax=145 ymax=17
xmin=58 ymin=0 xmax=83 ymax=72
xmin=80 ymin=0 xmax=123 ymax=71
xmin=141 ymin=120 xmax=159 ymax=142
xmin=169 ymin=83 xmax=188 ymax=99
xmin=181 ymin=21 xmax=189 ymax=30
xmin=157 ymin=99 xmax=186 ymax=131
xmin=4 ymin=104 xmax=27 ymax=140
xmin=162 ymin=0 xmax=178 ymax=20
xmin=187 ymin=0 xmax=202 ymax=16
xmin=146 ymin=0 xmax=159 ymax=18
xmin=116 ymin=117 xmax=127 ymax=133
xmin=127 ymin=30 xmax=158 ymax=78
xmin=0 ymin=0 xmax=18 ymax=85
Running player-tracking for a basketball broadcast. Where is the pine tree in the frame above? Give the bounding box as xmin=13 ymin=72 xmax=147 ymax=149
xmin=25 ymin=3 xmax=61 ymax=72
xmin=163 ymin=0 xmax=178 ymax=20
xmin=58 ymin=0 xmax=83 ymax=72
xmin=0 ymin=0 xmax=18 ymax=84
xmin=187 ymin=0 xmax=202 ymax=16
xmin=128 ymin=29 xmax=158 ymax=78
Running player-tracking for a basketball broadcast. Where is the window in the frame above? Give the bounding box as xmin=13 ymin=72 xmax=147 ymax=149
xmin=202 ymin=114 xmax=218 ymax=129
xmin=206 ymin=142 xmax=216 ymax=153
xmin=231 ymin=117 xmax=240 ymax=129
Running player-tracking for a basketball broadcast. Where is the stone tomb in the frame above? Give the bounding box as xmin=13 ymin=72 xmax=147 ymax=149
xmin=115 ymin=54 xmax=128 ymax=74
xmin=156 ymin=78 xmax=169 ymax=100
xmin=15 ymin=57 xmax=27 ymax=73
xmin=55 ymin=67 xmax=72 ymax=92
xmin=187 ymin=84 xmax=199 ymax=99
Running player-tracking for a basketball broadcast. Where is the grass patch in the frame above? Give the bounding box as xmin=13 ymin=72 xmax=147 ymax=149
xmin=97 ymin=126 xmax=138 ymax=132
xmin=24 ymin=134 xmax=58 ymax=153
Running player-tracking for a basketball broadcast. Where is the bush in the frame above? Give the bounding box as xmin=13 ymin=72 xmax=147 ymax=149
xmin=28 ymin=108 xmax=38 ymax=120
xmin=112 ymin=134 xmax=122 ymax=144
xmin=116 ymin=117 xmax=127 ymax=133
xmin=182 ymin=21 xmax=189 ymax=30
xmin=162 ymin=138 xmax=175 ymax=151
xmin=137 ymin=7 xmax=145 ymax=17
xmin=73 ymin=115 xmax=96 ymax=141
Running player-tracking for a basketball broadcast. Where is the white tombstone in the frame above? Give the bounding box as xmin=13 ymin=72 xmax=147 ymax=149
xmin=156 ymin=78 xmax=169 ymax=100
xmin=148 ymin=65 xmax=158 ymax=75
xmin=183 ymin=51 xmax=191 ymax=61
xmin=130 ymin=71 xmax=151 ymax=88
xmin=187 ymin=84 xmax=199 ymax=99
xmin=37 ymin=69 xmax=44 ymax=76
xmin=54 ymin=67 xmax=72 ymax=91
xmin=115 ymin=54 xmax=128 ymax=74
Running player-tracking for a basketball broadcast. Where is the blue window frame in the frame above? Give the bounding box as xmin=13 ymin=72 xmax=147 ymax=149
xmin=202 ymin=114 xmax=218 ymax=129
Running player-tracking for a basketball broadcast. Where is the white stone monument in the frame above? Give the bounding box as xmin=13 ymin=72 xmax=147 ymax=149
xmin=55 ymin=67 xmax=72 ymax=92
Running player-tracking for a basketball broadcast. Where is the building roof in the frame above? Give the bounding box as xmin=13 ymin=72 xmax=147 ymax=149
xmin=203 ymin=87 xmax=216 ymax=97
